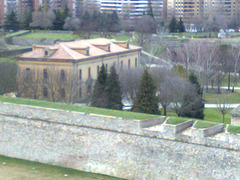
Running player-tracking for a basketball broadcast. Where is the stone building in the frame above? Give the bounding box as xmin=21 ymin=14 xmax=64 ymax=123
xmin=231 ymin=105 xmax=240 ymax=125
xmin=17 ymin=38 xmax=142 ymax=103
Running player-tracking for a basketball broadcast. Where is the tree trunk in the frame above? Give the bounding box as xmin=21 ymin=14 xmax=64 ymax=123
xmin=218 ymin=84 xmax=221 ymax=94
xmin=222 ymin=114 xmax=225 ymax=124
xmin=228 ymin=72 xmax=230 ymax=90
xmin=232 ymin=84 xmax=235 ymax=92
xmin=163 ymin=106 xmax=167 ymax=116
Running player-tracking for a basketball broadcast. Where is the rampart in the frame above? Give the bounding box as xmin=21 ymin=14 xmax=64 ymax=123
xmin=0 ymin=102 xmax=240 ymax=179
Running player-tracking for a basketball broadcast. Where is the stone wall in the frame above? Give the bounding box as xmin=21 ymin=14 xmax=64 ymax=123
xmin=0 ymin=102 xmax=240 ymax=179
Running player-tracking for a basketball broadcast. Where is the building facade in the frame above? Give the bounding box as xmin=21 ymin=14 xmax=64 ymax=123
xmin=17 ymin=38 xmax=142 ymax=103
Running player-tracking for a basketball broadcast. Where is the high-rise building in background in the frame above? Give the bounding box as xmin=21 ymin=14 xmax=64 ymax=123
xmin=0 ymin=0 xmax=240 ymax=29
xmin=100 ymin=0 xmax=164 ymax=20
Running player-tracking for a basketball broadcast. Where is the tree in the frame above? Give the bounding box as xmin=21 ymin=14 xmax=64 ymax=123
xmin=0 ymin=62 xmax=17 ymax=95
xmin=104 ymin=65 xmax=123 ymax=110
xmin=147 ymin=0 xmax=154 ymax=17
xmin=119 ymin=67 xmax=143 ymax=105
xmin=134 ymin=15 xmax=156 ymax=46
xmin=63 ymin=17 xmax=81 ymax=31
xmin=168 ymin=16 xmax=177 ymax=33
xmin=30 ymin=10 xmax=56 ymax=29
xmin=132 ymin=69 xmax=160 ymax=114
xmin=52 ymin=6 xmax=70 ymax=30
xmin=177 ymin=17 xmax=185 ymax=32
xmin=181 ymin=72 xmax=204 ymax=119
xmin=216 ymin=93 xmax=231 ymax=123
xmin=91 ymin=64 xmax=108 ymax=108
xmin=4 ymin=10 xmax=20 ymax=31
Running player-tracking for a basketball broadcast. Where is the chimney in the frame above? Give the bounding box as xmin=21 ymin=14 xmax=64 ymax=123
xmin=32 ymin=44 xmax=36 ymax=51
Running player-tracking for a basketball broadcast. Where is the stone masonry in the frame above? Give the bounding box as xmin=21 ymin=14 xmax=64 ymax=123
xmin=0 ymin=102 xmax=240 ymax=179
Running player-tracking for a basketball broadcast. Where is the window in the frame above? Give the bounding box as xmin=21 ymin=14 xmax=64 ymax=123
xmin=45 ymin=51 xmax=48 ymax=56
xmin=79 ymin=69 xmax=82 ymax=80
xmin=43 ymin=87 xmax=48 ymax=97
xmin=60 ymin=88 xmax=65 ymax=98
xmin=97 ymin=66 xmax=100 ymax=76
xmin=135 ymin=58 xmax=138 ymax=67
xmin=88 ymin=67 xmax=91 ymax=78
xmin=105 ymin=64 xmax=108 ymax=72
xmin=43 ymin=69 xmax=48 ymax=79
xmin=87 ymin=85 xmax=92 ymax=93
xmin=79 ymin=87 xmax=82 ymax=98
xmin=128 ymin=59 xmax=130 ymax=69
xmin=60 ymin=70 xmax=65 ymax=80
xmin=26 ymin=68 xmax=30 ymax=71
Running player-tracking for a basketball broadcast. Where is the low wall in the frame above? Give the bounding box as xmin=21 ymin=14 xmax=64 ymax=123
xmin=0 ymin=102 xmax=240 ymax=179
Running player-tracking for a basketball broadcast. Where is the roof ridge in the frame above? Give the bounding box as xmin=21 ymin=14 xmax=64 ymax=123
xmin=60 ymin=43 xmax=79 ymax=59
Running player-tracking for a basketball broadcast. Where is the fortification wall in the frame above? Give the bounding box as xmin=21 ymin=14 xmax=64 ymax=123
xmin=0 ymin=102 xmax=240 ymax=179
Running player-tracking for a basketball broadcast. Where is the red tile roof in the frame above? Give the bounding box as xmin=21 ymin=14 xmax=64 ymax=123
xmin=19 ymin=38 xmax=142 ymax=61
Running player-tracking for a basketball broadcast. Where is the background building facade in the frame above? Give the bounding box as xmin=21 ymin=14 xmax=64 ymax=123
xmin=17 ymin=38 xmax=142 ymax=103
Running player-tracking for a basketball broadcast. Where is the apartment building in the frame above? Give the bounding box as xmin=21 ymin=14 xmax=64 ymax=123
xmin=100 ymin=0 xmax=164 ymax=20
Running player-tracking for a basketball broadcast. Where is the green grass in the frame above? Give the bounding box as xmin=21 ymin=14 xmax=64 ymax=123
xmin=15 ymin=33 xmax=79 ymax=40
xmin=4 ymin=30 xmax=29 ymax=37
xmin=14 ymin=32 xmax=132 ymax=42
xmin=194 ymin=121 xmax=220 ymax=129
xmin=204 ymin=90 xmax=240 ymax=103
xmin=166 ymin=117 xmax=188 ymax=125
xmin=163 ymin=108 xmax=232 ymax=124
xmin=228 ymin=125 xmax=240 ymax=134
xmin=0 ymin=55 xmax=16 ymax=63
xmin=0 ymin=155 xmax=123 ymax=180
xmin=0 ymin=96 xmax=159 ymax=120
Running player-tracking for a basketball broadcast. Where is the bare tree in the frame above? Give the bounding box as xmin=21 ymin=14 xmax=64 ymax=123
xmin=30 ymin=10 xmax=56 ymax=29
xmin=134 ymin=15 xmax=156 ymax=46
xmin=0 ymin=62 xmax=17 ymax=95
xmin=63 ymin=17 xmax=81 ymax=31
xmin=119 ymin=67 xmax=143 ymax=105
xmin=216 ymin=93 xmax=231 ymax=123
xmin=229 ymin=45 xmax=240 ymax=92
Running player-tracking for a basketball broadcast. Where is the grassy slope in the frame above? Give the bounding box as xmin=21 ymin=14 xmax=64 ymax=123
xmin=194 ymin=121 xmax=219 ymax=129
xmin=0 ymin=155 xmax=123 ymax=180
xmin=166 ymin=117 xmax=188 ymax=124
xmin=204 ymin=90 xmax=240 ymax=103
xmin=0 ymin=96 xmax=159 ymax=120
xmin=0 ymin=55 xmax=16 ymax=63
xmin=15 ymin=32 xmax=132 ymax=41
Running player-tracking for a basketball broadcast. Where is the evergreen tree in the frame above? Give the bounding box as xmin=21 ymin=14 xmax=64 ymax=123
xmin=91 ymin=64 xmax=108 ymax=108
xmin=4 ymin=10 xmax=20 ymax=31
xmin=21 ymin=8 xmax=33 ymax=29
xmin=168 ymin=16 xmax=177 ymax=33
xmin=147 ymin=0 xmax=154 ymax=18
xmin=177 ymin=17 xmax=185 ymax=32
xmin=52 ymin=6 xmax=70 ymax=30
xmin=181 ymin=72 xmax=204 ymax=119
xmin=105 ymin=65 xmax=123 ymax=110
xmin=132 ymin=69 xmax=160 ymax=114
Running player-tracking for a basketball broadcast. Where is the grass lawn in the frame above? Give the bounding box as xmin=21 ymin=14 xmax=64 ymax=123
xmin=228 ymin=125 xmax=240 ymax=134
xmin=0 ymin=55 xmax=17 ymax=63
xmin=15 ymin=33 xmax=79 ymax=40
xmin=4 ymin=30 xmax=29 ymax=38
xmin=166 ymin=117 xmax=188 ymax=125
xmin=163 ymin=108 xmax=232 ymax=124
xmin=194 ymin=121 xmax=219 ymax=129
xmin=14 ymin=32 xmax=132 ymax=42
xmin=204 ymin=89 xmax=240 ymax=103
xmin=0 ymin=96 xmax=159 ymax=120
xmin=0 ymin=155 xmax=123 ymax=180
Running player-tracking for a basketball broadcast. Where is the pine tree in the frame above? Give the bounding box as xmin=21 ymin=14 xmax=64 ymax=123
xmin=177 ymin=17 xmax=185 ymax=32
xmin=168 ymin=16 xmax=177 ymax=33
xmin=105 ymin=65 xmax=123 ymax=110
xmin=181 ymin=72 xmax=204 ymax=119
xmin=4 ymin=10 xmax=20 ymax=31
xmin=147 ymin=0 xmax=154 ymax=18
xmin=132 ymin=69 xmax=160 ymax=114
xmin=91 ymin=64 xmax=108 ymax=108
